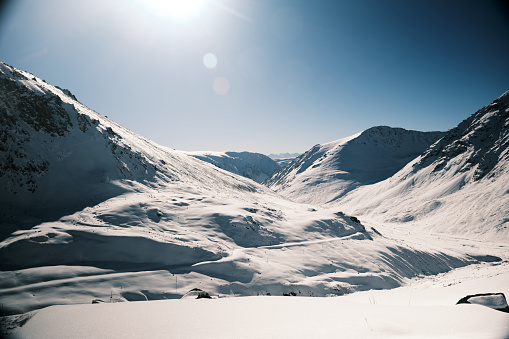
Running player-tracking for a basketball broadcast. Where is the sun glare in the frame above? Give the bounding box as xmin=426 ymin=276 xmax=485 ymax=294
xmin=148 ymin=0 xmax=207 ymax=20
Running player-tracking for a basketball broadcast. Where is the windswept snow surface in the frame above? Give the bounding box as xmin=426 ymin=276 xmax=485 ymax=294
xmin=265 ymin=127 xmax=444 ymax=204
xmin=337 ymin=91 xmax=509 ymax=242
xmin=3 ymin=262 xmax=509 ymax=338
xmin=187 ymin=151 xmax=281 ymax=183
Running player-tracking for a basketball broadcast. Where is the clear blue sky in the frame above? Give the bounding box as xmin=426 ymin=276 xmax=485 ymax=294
xmin=1 ymin=0 xmax=508 ymax=154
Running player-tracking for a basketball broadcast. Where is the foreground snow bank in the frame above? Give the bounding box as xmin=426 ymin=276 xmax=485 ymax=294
xmin=4 ymin=263 xmax=508 ymax=338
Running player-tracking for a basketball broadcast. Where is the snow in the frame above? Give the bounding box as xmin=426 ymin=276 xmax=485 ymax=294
xmin=187 ymin=151 xmax=281 ymax=183
xmin=266 ymin=127 xmax=444 ymax=204
xmin=272 ymin=157 xmax=295 ymax=167
xmin=1 ymin=62 xmax=509 ymax=337
xmin=335 ymin=92 xmax=509 ymax=242
xmin=3 ymin=263 xmax=508 ymax=338
xmin=267 ymin=152 xmax=301 ymax=160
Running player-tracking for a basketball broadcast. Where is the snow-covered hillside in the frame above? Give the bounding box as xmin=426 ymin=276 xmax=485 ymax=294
xmin=265 ymin=127 xmax=444 ymax=204
xmin=337 ymin=91 xmax=509 ymax=241
xmin=0 ymin=61 xmax=263 ymax=238
xmin=187 ymin=151 xmax=280 ymax=183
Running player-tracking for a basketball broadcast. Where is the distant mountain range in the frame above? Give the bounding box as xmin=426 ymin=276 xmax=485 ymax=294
xmin=267 ymin=152 xmax=301 ymax=159
xmin=187 ymin=151 xmax=280 ymax=183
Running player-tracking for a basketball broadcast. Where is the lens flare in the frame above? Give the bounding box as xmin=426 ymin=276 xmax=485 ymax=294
xmin=213 ymin=77 xmax=230 ymax=95
xmin=203 ymin=53 xmax=217 ymax=69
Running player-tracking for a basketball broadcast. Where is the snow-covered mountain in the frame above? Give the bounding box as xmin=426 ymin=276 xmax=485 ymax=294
xmin=0 ymin=61 xmax=506 ymax=325
xmin=273 ymin=157 xmax=296 ymax=167
xmin=268 ymin=152 xmax=301 ymax=167
xmin=268 ymin=152 xmax=301 ymax=159
xmin=187 ymin=151 xmax=280 ymax=183
xmin=337 ymin=91 xmax=509 ymax=241
xmin=0 ymin=61 xmax=263 ymax=239
xmin=265 ymin=127 xmax=444 ymax=204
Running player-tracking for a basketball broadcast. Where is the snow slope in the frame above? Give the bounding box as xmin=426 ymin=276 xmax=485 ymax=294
xmin=265 ymin=127 xmax=444 ymax=204
xmin=337 ymin=91 xmax=509 ymax=241
xmin=187 ymin=151 xmax=281 ymax=183
xmin=3 ymin=262 xmax=509 ymax=338
xmin=0 ymin=60 xmax=261 ymax=238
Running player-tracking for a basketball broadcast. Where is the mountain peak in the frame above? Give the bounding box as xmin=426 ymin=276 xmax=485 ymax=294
xmin=265 ymin=126 xmax=444 ymax=204
xmin=0 ymin=62 xmax=260 ymax=229
xmin=415 ymin=90 xmax=509 ymax=181
xmin=337 ymin=90 xmax=509 ymax=240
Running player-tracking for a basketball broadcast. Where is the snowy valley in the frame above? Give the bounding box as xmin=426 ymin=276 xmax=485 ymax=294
xmin=0 ymin=61 xmax=508 ymax=338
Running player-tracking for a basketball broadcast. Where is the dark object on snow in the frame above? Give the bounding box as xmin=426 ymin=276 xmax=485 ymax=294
xmin=349 ymin=216 xmax=360 ymax=223
xmin=196 ymin=291 xmax=211 ymax=299
xmin=456 ymin=293 xmax=509 ymax=313
xmin=182 ymin=288 xmax=212 ymax=299
xmin=92 ymin=299 xmax=105 ymax=304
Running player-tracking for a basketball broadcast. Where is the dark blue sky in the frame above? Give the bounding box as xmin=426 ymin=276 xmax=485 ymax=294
xmin=1 ymin=0 xmax=508 ymax=153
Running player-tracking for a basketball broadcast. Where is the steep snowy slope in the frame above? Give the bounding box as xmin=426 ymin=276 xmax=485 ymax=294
xmin=0 ymin=62 xmax=504 ymax=319
xmin=265 ymin=127 xmax=444 ymax=204
xmin=187 ymin=151 xmax=280 ymax=183
xmin=0 ymin=61 xmax=260 ymax=237
xmin=337 ymin=91 xmax=509 ymax=241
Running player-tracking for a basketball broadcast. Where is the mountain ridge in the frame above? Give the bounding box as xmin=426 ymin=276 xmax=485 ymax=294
xmin=0 ymin=61 xmax=261 ymax=232
xmin=187 ymin=151 xmax=281 ymax=183
xmin=265 ymin=126 xmax=444 ymax=204
xmin=336 ymin=91 xmax=509 ymax=240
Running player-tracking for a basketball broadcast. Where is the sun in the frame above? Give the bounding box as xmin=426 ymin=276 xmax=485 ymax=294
xmin=147 ymin=0 xmax=207 ymax=20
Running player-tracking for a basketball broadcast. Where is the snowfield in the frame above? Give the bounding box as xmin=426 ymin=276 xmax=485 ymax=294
xmin=1 ymin=61 xmax=508 ymax=338
xmin=3 ymin=262 xmax=509 ymax=338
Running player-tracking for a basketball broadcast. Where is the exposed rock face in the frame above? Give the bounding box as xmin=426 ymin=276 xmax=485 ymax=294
xmin=457 ymin=293 xmax=509 ymax=313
